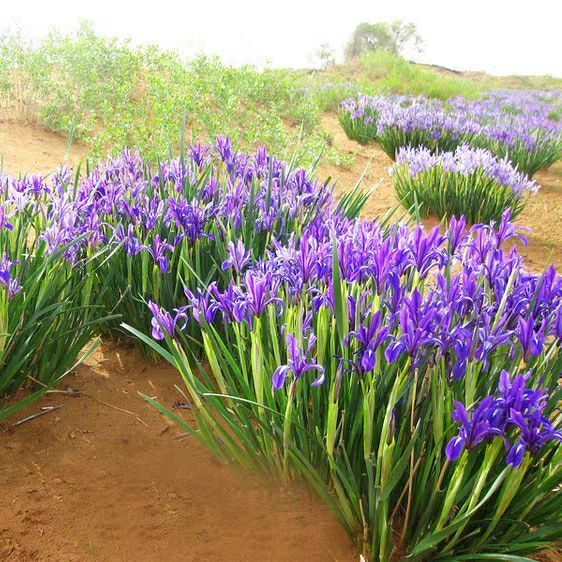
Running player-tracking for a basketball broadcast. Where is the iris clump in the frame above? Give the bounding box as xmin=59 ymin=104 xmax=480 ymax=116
xmin=338 ymin=94 xmax=381 ymax=143
xmin=0 ymin=137 xmax=366 ymax=409
xmin=0 ymin=174 xmax=109 ymax=420
xmin=144 ymin=208 xmax=562 ymax=561
xmin=339 ymin=90 xmax=562 ymax=177
xmin=391 ymin=145 xmax=539 ymax=223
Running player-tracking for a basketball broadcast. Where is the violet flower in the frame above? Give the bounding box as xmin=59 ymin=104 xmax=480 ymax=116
xmin=445 ymin=397 xmax=507 ymax=461
xmin=221 ymin=240 xmax=251 ymax=275
xmin=272 ymin=333 xmax=325 ymax=390
xmin=345 ymin=311 xmax=391 ymax=373
xmin=506 ymin=409 xmax=562 ymax=467
xmin=148 ymin=301 xmax=180 ymax=340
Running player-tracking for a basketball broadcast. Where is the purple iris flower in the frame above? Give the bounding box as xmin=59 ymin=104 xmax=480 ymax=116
xmin=445 ymin=397 xmax=507 ymax=461
xmin=188 ymin=143 xmax=211 ymax=169
xmin=451 ymin=334 xmax=472 ymax=380
xmin=148 ymin=235 xmax=174 ymax=273
xmin=447 ymin=215 xmax=467 ymax=255
xmin=0 ymin=252 xmax=16 ymax=287
xmin=221 ymin=240 xmax=251 ymax=275
xmin=410 ymin=225 xmax=446 ymax=278
xmin=0 ymin=205 xmax=13 ymax=231
xmin=272 ymin=333 xmax=325 ymax=390
xmin=494 ymin=209 xmax=529 ymax=247
xmin=385 ymin=289 xmax=441 ymax=366
xmin=7 ymin=278 xmax=22 ymax=299
xmin=216 ymin=135 xmax=233 ymax=165
xmin=243 ymin=271 xmax=283 ymax=319
xmin=148 ymin=301 xmax=181 ymax=340
xmin=114 ymin=224 xmax=145 ymax=256
xmin=0 ymin=252 xmax=21 ymax=298
xmin=516 ymin=316 xmax=547 ymax=362
xmin=498 ymin=370 xmax=548 ymax=414
xmin=184 ymin=284 xmax=219 ymax=325
xmin=346 ymin=311 xmax=391 ymax=373
xmin=506 ymin=409 xmax=562 ymax=467
xmin=210 ymin=282 xmax=243 ymax=323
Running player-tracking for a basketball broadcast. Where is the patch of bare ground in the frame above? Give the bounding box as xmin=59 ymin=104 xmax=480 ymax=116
xmin=0 ymin=120 xmax=88 ymax=176
xmin=0 ymin=341 xmax=355 ymax=562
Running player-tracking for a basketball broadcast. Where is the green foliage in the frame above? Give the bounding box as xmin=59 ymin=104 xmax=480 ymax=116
xmin=472 ymin=131 xmax=562 ymax=178
xmin=326 ymin=147 xmax=356 ymax=170
xmin=309 ymin=77 xmax=359 ymax=112
xmin=0 ymin=24 xmax=483 ymax=171
xmin=338 ymin=105 xmax=378 ymax=145
xmin=0 ymin=24 xmax=325 ymax=166
xmin=392 ymin=164 xmax=529 ymax=224
xmin=377 ymin=125 xmax=469 ymax=159
xmin=0 ymin=204 xmax=110 ymax=419
xmin=359 ymin=51 xmax=480 ymax=100
xmin=132 ymin=252 xmax=562 ymax=561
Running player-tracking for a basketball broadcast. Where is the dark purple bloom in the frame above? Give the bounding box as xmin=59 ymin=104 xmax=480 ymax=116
xmin=346 ymin=311 xmax=390 ymax=373
xmin=447 ymin=215 xmax=467 ymax=255
xmin=506 ymin=409 xmax=562 ymax=467
xmin=410 ymin=225 xmax=446 ymax=278
xmin=243 ymin=271 xmax=283 ymax=320
xmin=385 ymin=289 xmax=441 ymax=366
xmin=516 ymin=316 xmax=547 ymax=362
xmin=0 ymin=252 xmax=21 ymax=298
xmin=216 ymin=135 xmax=233 ymax=165
xmin=445 ymin=397 xmax=506 ymax=461
xmin=148 ymin=235 xmax=174 ymax=273
xmin=114 ymin=224 xmax=145 ymax=256
xmin=148 ymin=301 xmax=179 ymax=340
xmin=0 ymin=205 xmax=13 ymax=231
xmin=0 ymin=252 xmax=16 ymax=287
xmin=188 ymin=143 xmax=211 ymax=169
xmin=184 ymin=284 xmax=219 ymax=325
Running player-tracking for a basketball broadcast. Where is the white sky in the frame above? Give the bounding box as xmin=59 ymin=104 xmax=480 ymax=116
xmin=3 ymin=0 xmax=562 ymax=77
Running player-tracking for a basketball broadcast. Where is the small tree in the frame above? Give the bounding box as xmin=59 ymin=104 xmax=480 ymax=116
xmin=345 ymin=20 xmax=423 ymax=61
xmin=316 ymin=42 xmax=336 ymax=69
xmin=388 ymin=20 xmax=424 ymax=55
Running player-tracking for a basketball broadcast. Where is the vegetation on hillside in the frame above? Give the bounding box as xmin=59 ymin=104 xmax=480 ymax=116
xmin=0 ymin=23 xmax=559 ymax=168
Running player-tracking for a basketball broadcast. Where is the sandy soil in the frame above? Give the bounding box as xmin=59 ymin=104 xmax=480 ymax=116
xmin=0 ymin=342 xmax=355 ymax=562
xmin=0 ymin=120 xmax=88 ymax=177
xmin=0 ymin=118 xmax=561 ymax=561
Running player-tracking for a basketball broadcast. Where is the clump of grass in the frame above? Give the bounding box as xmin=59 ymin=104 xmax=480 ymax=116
xmin=327 ymin=147 xmax=356 ymax=169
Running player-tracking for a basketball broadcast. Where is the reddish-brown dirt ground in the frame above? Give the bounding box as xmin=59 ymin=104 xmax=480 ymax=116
xmin=1 ymin=118 xmax=561 ymax=561
xmin=0 ymin=342 xmax=355 ymax=561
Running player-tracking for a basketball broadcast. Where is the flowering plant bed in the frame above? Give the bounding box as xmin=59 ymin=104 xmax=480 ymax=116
xmin=339 ymin=91 xmax=562 ymax=177
xmin=141 ymin=211 xmax=562 ymax=561
xmin=391 ymin=145 xmax=539 ymax=223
